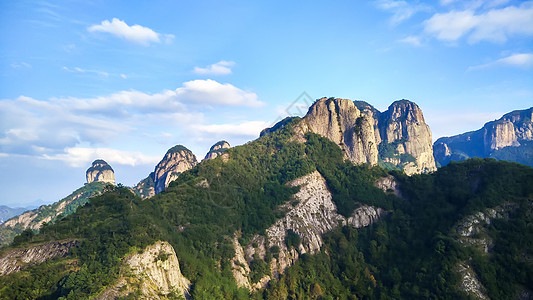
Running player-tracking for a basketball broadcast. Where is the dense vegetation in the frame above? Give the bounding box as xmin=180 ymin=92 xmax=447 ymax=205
xmin=0 ymin=181 xmax=107 ymax=247
xmin=1 ymin=119 xmax=532 ymax=299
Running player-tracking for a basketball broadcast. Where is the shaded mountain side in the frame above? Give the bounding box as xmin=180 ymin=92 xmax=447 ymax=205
xmin=0 ymin=206 xmax=27 ymax=224
xmin=1 ymin=112 xmax=531 ymax=299
xmin=0 ymin=182 xmax=108 ymax=247
xmin=434 ymin=107 xmax=533 ymax=167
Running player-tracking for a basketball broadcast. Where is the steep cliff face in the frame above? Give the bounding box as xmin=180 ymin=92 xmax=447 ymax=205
xmin=379 ymin=100 xmax=436 ymax=175
xmin=233 ymin=171 xmax=386 ymax=289
xmin=0 ymin=240 xmax=78 ymax=276
xmin=297 ymin=98 xmax=379 ymax=165
xmin=0 ymin=181 xmax=106 ymax=247
xmin=434 ymin=107 xmax=533 ymax=167
xmin=97 ymin=241 xmax=190 ymax=299
xmin=86 ymin=159 xmax=115 ymax=184
xmin=204 ymin=141 xmax=230 ymax=160
xmin=154 ymin=145 xmax=197 ymax=194
xmin=294 ymin=97 xmax=436 ymax=174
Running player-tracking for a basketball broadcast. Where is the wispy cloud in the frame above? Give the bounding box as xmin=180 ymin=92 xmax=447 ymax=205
xmin=63 ymin=66 xmax=109 ymax=77
xmin=193 ymin=61 xmax=235 ymax=75
xmin=468 ymin=53 xmax=533 ymax=70
xmin=43 ymin=147 xmax=160 ymax=167
xmin=192 ymin=121 xmax=269 ymax=138
xmin=375 ymin=0 xmax=430 ymax=25
xmin=87 ymin=18 xmax=174 ymax=46
xmin=398 ymin=35 xmax=423 ymax=46
xmin=62 ymin=66 xmax=128 ymax=79
xmin=11 ymin=62 xmax=32 ymax=69
xmin=424 ymin=1 xmax=533 ymax=43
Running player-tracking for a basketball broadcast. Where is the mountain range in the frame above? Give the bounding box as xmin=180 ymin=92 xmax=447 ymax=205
xmin=0 ymin=98 xmax=532 ymax=299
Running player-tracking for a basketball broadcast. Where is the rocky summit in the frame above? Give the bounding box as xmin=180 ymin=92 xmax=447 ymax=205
xmin=153 ymin=145 xmax=198 ymax=194
xmin=86 ymin=159 xmax=115 ymax=184
xmin=204 ymin=140 xmax=230 ymax=160
xmin=133 ymin=145 xmax=198 ymax=198
xmin=291 ymin=98 xmax=436 ymax=175
xmin=434 ymin=107 xmax=533 ymax=167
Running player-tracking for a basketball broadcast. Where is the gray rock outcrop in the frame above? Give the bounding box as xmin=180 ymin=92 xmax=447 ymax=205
xmin=133 ymin=145 xmax=198 ymax=198
xmin=86 ymin=159 xmax=115 ymax=184
xmin=434 ymin=107 xmax=533 ymax=167
xmin=291 ymin=97 xmax=436 ymax=175
xmin=233 ymin=171 xmax=387 ymax=290
xmin=204 ymin=141 xmax=230 ymax=160
xmin=97 ymin=241 xmax=190 ymax=299
xmin=153 ymin=145 xmax=198 ymax=194
xmin=0 ymin=240 xmax=78 ymax=276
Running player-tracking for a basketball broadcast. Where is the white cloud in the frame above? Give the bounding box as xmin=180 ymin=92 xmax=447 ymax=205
xmin=11 ymin=62 xmax=31 ymax=69
xmin=398 ymin=35 xmax=423 ymax=46
xmin=193 ymin=121 xmax=270 ymax=137
xmin=87 ymin=18 xmax=172 ymax=46
xmin=193 ymin=61 xmax=235 ymax=75
xmin=175 ymin=79 xmax=263 ymax=107
xmin=375 ymin=0 xmax=430 ymax=25
xmin=0 ymin=80 xmax=264 ymax=164
xmin=63 ymin=66 xmax=109 ymax=77
xmin=43 ymin=147 xmax=160 ymax=167
xmin=468 ymin=53 xmax=533 ymax=70
xmin=424 ymin=2 xmax=533 ymax=43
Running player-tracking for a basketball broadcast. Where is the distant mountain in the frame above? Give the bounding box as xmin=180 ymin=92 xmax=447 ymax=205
xmin=0 ymin=159 xmax=115 ymax=247
xmin=434 ymin=107 xmax=533 ymax=167
xmin=132 ymin=145 xmax=198 ymax=198
xmin=0 ymin=206 xmax=27 ymax=224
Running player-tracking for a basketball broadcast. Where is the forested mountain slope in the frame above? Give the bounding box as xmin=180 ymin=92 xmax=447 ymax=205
xmin=0 ymin=117 xmax=531 ymax=299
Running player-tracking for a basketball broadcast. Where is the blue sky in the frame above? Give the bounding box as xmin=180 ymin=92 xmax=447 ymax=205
xmin=1 ymin=0 xmax=532 ymax=207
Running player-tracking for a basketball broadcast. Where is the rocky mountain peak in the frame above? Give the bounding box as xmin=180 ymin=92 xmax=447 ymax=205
xmin=86 ymin=159 xmax=115 ymax=184
xmin=153 ymin=145 xmax=198 ymax=194
xmin=204 ymin=140 xmax=230 ymax=160
xmin=295 ymin=97 xmax=436 ymax=174
xmin=383 ymin=100 xmax=425 ymax=123
xmin=434 ymin=107 xmax=533 ymax=167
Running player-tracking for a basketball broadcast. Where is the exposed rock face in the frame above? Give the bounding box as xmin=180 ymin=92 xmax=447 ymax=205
xmin=132 ymin=173 xmax=156 ymax=199
xmin=379 ymin=100 xmax=436 ymax=174
xmin=0 ymin=240 xmax=78 ymax=276
xmin=293 ymin=97 xmax=436 ymax=175
xmin=153 ymin=145 xmax=198 ymax=195
xmin=456 ymin=262 xmax=489 ymax=300
xmin=434 ymin=107 xmax=533 ymax=167
xmin=97 ymin=241 xmax=190 ymax=299
xmin=374 ymin=175 xmax=402 ymax=198
xmin=204 ymin=141 xmax=230 ymax=160
xmin=454 ymin=204 xmax=514 ymax=253
xmin=453 ymin=204 xmax=517 ymax=299
xmin=234 ymin=171 xmax=386 ymax=289
xmin=0 ymin=182 xmax=106 ymax=247
xmin=86 ymin=159 xmax=115 ymax=184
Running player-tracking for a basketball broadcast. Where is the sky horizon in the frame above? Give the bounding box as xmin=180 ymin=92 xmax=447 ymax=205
xmin=1 ymin=0 xmax=532 ymax=208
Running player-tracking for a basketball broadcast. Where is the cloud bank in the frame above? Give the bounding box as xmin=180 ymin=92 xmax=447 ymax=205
xmin=0 ymin=80 xmax=265 ymax=167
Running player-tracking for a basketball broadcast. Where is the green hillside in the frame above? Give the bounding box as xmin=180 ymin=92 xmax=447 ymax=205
xmin=1 ymin=120 xmax=532 ymax=299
